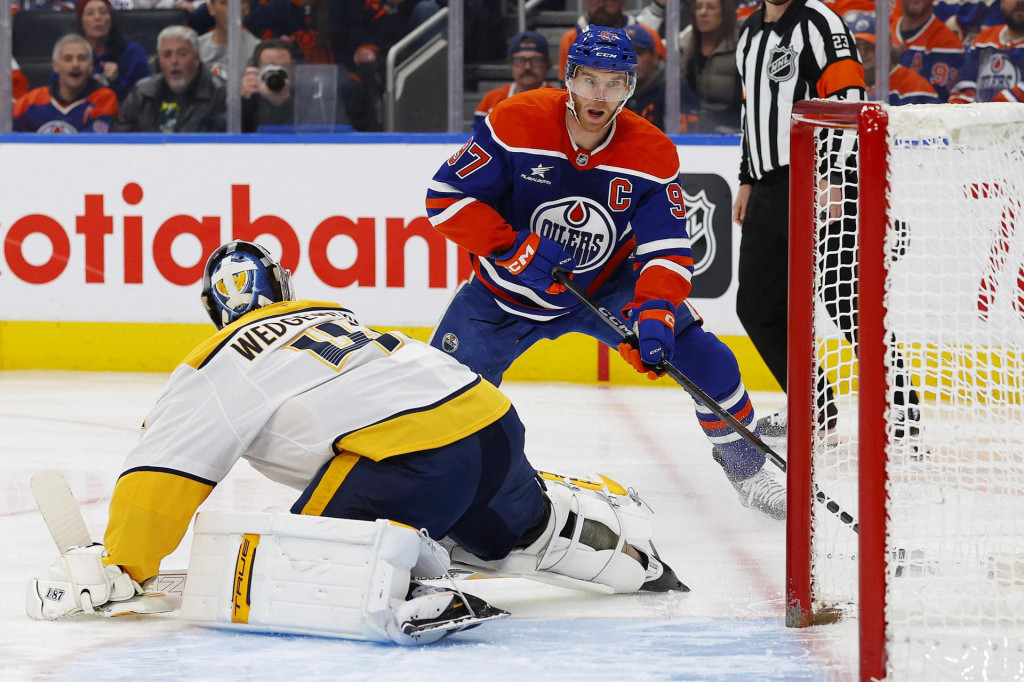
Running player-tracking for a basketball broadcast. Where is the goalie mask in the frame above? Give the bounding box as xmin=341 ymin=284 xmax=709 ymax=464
xmin=565 ymin=25 xmax=638 ymax=123
xmin=200 ymin=240 xmax=294 ymax=329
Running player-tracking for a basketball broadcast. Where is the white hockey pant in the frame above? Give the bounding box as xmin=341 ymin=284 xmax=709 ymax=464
xmin=453 ymin=473 xmax=655 ymax=593
xmin=180 ymin=512 xmax=452 ymax=644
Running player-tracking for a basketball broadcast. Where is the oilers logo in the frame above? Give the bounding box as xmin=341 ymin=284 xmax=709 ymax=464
xmin=978 ymin=52 xmax=1018 ymax=102
xmin=441 ymin=332 xmax=459 ymax=353
xmin=530 ymin=197 xmax=616 ymax=273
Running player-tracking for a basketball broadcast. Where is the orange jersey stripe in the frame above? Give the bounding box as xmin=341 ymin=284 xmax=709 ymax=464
xmin=433 ymin=199 xmax=515 ymax=257
xmin=698 ymin=400 xmax=753 ymax=430
xmin=425 ymin=197 xmax=459 ymax=211
xmin=633 ymin=261 xmax=693 ymax=309
xmin=818 ymin=59 xmax=866 ymax=98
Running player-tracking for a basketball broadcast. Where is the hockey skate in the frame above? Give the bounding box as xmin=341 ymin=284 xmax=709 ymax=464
xmin=713 ymin=450 xmax=786 ymax=520
xmin=755 ymin=400 xmax=839 ymax=442
xmin=756 ymin=405 xmax=788 ymax=439
xmin=397 ymin=582 xmax=509 ymax=642
xmin=635 ymin=549 xmax=689 ymax=592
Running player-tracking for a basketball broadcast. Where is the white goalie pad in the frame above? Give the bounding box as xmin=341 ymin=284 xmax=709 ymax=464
xmin=452 ymin=472 xmax=655 ymax=594
xmin=180 ymin=512 xmax=451 ymax=643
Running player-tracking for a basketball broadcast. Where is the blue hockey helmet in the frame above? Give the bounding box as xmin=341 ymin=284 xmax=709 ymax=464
xmin=565 ymin=25 xmax=638 ymax=95
xmin=200 ymin=240 xmax=294 ymax=329
xmin=565 ymin=25 xmax=637 ymax=126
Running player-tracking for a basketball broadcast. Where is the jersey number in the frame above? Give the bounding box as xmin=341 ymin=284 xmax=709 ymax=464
xmin=447 ymin=141 xmax=492 ymax=179
xmin=666 ymin=182 xmax=687 ymax=219
xmin=286 ymin=322 xmax=403 ymax=370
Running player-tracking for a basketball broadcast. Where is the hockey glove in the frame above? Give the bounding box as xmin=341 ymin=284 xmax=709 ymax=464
xmin=618 ymin=300 xmax=677 ymax=380
xmin=27 ymin=544 xmax=142 ymax=620
xmin=494 ymin=231 xmax=576 ymax=294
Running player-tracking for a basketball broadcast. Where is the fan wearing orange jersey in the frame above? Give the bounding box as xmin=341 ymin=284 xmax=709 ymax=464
xmin=473 ymin=31 xmax=556 ymax=132
xmin=14 ymin=34 xmax=118 ymax=133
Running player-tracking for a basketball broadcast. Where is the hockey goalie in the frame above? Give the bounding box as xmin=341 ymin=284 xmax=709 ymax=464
xmin=27 ymin=240 xmax=685 ymax=645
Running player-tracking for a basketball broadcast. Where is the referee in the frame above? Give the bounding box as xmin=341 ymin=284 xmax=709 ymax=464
xmin=731 ymin=0 xmax=865 ymax=437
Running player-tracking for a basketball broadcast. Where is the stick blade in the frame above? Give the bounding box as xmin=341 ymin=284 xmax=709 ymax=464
xmin=30 ymin=470 xmax=93 ymax=553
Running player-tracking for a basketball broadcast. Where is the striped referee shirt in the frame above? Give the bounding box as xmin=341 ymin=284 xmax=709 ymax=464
xmin=736 ymin=0 xmax=865 ymax=183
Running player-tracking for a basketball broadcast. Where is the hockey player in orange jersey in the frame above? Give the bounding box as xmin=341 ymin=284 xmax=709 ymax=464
xmin=426 ymin=26 xmax=787 ymax=521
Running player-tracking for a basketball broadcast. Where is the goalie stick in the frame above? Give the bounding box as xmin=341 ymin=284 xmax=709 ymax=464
xmin=30 ymin=470 xmax=92 ymax=553
xmin=551 ymin=269 xmax=860 ymax=534
xmin=30 ymin=470 xmax=181 ymax=616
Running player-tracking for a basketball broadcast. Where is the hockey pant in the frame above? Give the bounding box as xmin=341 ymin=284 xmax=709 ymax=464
xmin=290 ymin=405 xmax=547 ymax=562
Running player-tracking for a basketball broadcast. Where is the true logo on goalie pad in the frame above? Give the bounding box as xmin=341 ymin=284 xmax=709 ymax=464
xmin=45 ymin=587 xmax=65 ymax=601
xmin=232 ymin=533 xmax=260 ymax=624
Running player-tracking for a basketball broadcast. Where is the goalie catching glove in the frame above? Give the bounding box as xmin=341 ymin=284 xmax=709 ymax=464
xmin=619 ymin=299 xmax=677 ymax=379
xmin=494 ymin=231 xmax=576 ymax=294
xmin=27 ymin=544 xmax=142 ymax=620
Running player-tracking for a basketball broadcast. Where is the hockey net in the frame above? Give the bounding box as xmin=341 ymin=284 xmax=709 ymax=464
xmin=786 ymin=101 xmax=1024 ymax=681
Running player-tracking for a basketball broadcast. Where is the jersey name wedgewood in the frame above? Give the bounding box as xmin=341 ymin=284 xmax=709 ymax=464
xmin=101 ymin=300 xmax=511 ymax=579
xmin=426 ymin=88 xmax=694 ymax=321
xmin=227 ymin=308 xmax=355 ymax=360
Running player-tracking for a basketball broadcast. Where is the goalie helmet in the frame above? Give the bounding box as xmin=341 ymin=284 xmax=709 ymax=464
xmin=200 ymin=240 xmax=294 ymax=329
xmin=564 ymin=26 xmax=638 ymax=122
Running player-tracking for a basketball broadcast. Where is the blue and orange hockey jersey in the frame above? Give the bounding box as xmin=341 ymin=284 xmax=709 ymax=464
xmin=426 ymin=88 xmax=693 ymax=322
xmin=950 ymin=26 xmax=1024 ymax=103
xmin=873 ymin=65 xmax=942 ymax=105
xmin=893 ymin=14 xmax=964 ymax=102
xmin=13 ymin=81 xmax=118 ymax=133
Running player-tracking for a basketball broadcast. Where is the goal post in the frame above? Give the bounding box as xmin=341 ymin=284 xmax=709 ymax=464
xmin=786 ymin=100 xmax=1024 ymax=681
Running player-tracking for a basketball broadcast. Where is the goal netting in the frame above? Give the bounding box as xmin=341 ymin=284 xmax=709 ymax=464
xmin=786 ymin=101 xmax=1024 ymax=681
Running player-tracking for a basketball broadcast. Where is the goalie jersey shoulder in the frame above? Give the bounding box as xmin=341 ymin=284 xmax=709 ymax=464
xmin=181 ymin=300 xmax=364 ymax=370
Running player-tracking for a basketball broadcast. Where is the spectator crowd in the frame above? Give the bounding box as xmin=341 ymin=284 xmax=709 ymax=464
xmin=5 ymin=0 xmax=1024 ymax=135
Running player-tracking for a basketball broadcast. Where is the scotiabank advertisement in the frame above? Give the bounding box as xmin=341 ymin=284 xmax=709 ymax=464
xmin=0 ymin=139 xmax=744 ymax=332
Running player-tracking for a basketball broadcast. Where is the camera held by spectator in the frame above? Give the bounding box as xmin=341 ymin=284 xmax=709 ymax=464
xmin=260 ymin=64 xmax=288 ymax=92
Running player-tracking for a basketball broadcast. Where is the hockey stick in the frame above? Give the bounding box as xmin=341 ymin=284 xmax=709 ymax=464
xmin=551 ymin=269 xmax=860 ymax=533
xmin=31 ymin=470 xmax=181 ymax=616
xmin=30 ymin=471 xmax=93 ymax=553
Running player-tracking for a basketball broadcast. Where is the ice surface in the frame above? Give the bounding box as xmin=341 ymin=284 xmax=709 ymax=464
xmin=0 ymin=372 xmax=859 ymax=680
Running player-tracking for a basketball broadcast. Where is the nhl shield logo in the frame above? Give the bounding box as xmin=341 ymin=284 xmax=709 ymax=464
xmin=576 ymin=152 xmax=589 ymax=166
xmin=683 ymin=188 xmax=717 ymax=276
xmin=767 ymin=45 xmax=798 ymax=82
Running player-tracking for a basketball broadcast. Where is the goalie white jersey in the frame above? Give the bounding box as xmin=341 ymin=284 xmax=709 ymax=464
xmin=103 ymin=300 xmax=510 ymax=581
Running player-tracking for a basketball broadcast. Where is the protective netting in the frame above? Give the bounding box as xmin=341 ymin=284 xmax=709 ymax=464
xmin=807 ymin=103 xmax=1024 ymax=680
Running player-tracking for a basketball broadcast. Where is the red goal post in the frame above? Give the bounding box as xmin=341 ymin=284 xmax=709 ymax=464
xmin=786 ymin=100 xmax=1024 ymax=681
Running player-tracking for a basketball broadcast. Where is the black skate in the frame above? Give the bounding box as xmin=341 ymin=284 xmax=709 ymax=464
xmin=636 ymin=549 xmax=689 ymax=592
xmin=400 ymin=583 xmax=510 ymax=638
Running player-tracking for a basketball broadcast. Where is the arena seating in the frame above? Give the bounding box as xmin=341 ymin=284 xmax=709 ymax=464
xmin=13 ymin=9 xmax=189 ymax=89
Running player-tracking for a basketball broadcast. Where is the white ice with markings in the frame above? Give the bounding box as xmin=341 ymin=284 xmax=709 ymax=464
xmin=0 ymin=372 xmax=859 ymax=680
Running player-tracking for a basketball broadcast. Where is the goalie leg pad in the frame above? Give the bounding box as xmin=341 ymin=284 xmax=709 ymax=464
xmin=453 ymin=474 xmax=655 ymax=594
xmin=180 ymin=511 xmax=496 ymax=645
